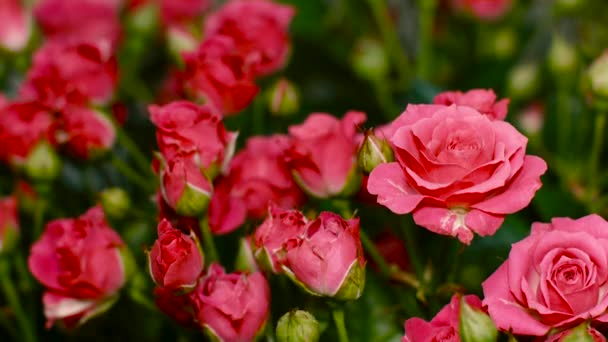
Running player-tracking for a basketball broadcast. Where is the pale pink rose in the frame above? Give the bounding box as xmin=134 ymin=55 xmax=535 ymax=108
xmin=0 ymin=0 xmax=31 ymax=52
xmin=191 ymin=263 xmax=270 ymax=341
xmin=204 ymin=0 xmax=295 ymax=76
xmin=483 ymin=215 xmax=608 ymax=336
xmin=367 ymin=104 xmax=547 ymax=244
xmin=403 ymin=295 xmax=483 ymax=342
xmin=282 ymin=212 xmax=365 ymax=299
xmin=286 ymin=111 xmax=366 ymax=198
xmin=433 ymin=88 xmax=509 ymax=120
xmin=451 ymin=0 xmax=512 ymax=21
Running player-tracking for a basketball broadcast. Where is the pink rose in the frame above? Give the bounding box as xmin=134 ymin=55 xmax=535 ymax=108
xmin=482 ymin=215 xmax=608 ymax=336
xmin=253 ymin=205 xmax=308 ymax=273
xmin=149 ymin=100 xmax=237 ymax=172
xmin=209 ymin=135 xmax=306 ymax=234
xmin=58 ymin=106 xmax=116 ymax=159
xmin=286 ymin=111 xmax=366 ymax=198
xmin=367 ymin=104 xmax=547 ymax=244
xmin=191 ymin=263 xmax=270 ymax=341
xmin=451 ymin=0 xmax=512 ymax=21
xmin=403 ymin=295 xmax=483 ymax=342
xmin=204 ymin=0 xmax=295 ymax=76
xmin=28 ymin=206 xmax=126 ymax=328
xmin=22 ymin=39 xmax=118 ymax=110
xmin=0 ymin=0 xmax=31 ymax=52
xmin=34 ymin=0 xmax=121 ymax=46
xmin=433 ymin=88 xmax=509 ymax=120
xmin=182 ymin=35 xmax=259 ymax=114
xmin=0 ymin=101 xmax=54 ymax=166
xmin=0 ymin=197 xmax=19 ymax=253
xmin=282 ymin=212 xmax=366 ymax=300
xmin=207 ymin=180 xmax=247 ymax=235
xmin=160 ymin=0 xmax=210 ymax=26
xmin=149 ymin=219 xmax=203 ymax=291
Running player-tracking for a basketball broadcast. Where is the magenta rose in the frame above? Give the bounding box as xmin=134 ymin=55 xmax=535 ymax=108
xmin=191 ymin=263 xmax=270 ymax=341
xmin=0 ymin=196 xmax=19 ymax=253
xmin=28 ymin=206 xmax=127 ymax=328
xmin=433 ymin=88 xmax=509 ymax=120
xmin=149 ymin=219 xmax=203 ymax=291
xmin=182 ymin=35 xmax=259 ymax=115
xmin=282 ymin=212 xmax=366 ymax=300
xmin=34 ymin=0 xmax=121 ymax=46
xmin=208 ymin=135 xmax=306 ymax=234
xmin=0 ymin=101 xmax=54 ymax=166
xmin=286 ymin=111 xmax=366 ymax=198
xmin=451 ymin=0 xmax=512 ymax=21
xmin=149 ymin=100 xmax=237 ymax=172
xmin=403 ymin=294 xmax=483 ymax=342
xmin=58 ymin=106 xmax=116 ymax=159
xmin=252 ymin=205 xmax=308 ymax=273
xmin=483 ymin=215 xmax=608 ymax=337
xmin=0 ymin=0 xmax=31 ymax=52
xmin=204 ymin=0 xmax=295 ymax=76
xmin=367 ymin=104 xmax=547 ymax=244
xmin=22 ymin=39 xmax=118 ymax=109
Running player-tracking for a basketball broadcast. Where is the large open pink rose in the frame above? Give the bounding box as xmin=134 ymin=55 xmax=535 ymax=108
xmin=368 ymin=104 xmax=547 ymax=244
xmin=483 ymin=215 xmax=608 ymax=337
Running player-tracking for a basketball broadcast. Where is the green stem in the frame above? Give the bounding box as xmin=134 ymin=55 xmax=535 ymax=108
xmin=372 ymin=79 xmax=398 ymax=120
xmin=199 ymin=217 xmax=219 ymax=265
xmin=111 ymin=156 xmax=155 ymax=193
xmin=588 ymin=111 xmax=606 ymax=203
xmin=116 ymin=128 xmax=152 ymax=175
xmin=332 ymin=308 xmax=349 ymax=342
xmin=416 ymin=0 xmax=437 ymax=80
xmin=33 ymin=198 xmax=46 ymax=238
xmin=359 ymin=229 xmax=392 ymax=277
xmin=0 ymin=258 xmax=36 ymax=342
xmin=556 ymin=89 xmax=571 ymax=156
xmin=252 ymin=95 xmax=266 ymax=135
xmin=366 ymin=0 xmax=410 ymax=87
xmin=401 ymin=221 xmax=424 ymax=280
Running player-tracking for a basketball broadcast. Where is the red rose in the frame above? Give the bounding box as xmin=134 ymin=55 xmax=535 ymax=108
xmin=204 ymin=0 xmax=295 ymax=76
xmin=28 ymin=206 xmax=127 ymax=328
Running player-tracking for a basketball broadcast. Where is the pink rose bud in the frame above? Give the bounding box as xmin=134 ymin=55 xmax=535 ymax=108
xmin=459 ymin=296 xmax=498 ymax=342
xmin=182 ymin=35 xmax=259 ymax=114
xmin=34 ymin=0 xmax=121 ymax=47
xmin=21 ymin=39 xmax=118 ymax=110
xmin=286 ymin=111 xmax=366 ymax=198
xmin=253 ymin=205 xmax=309 ymax=273
xmin=282 ymin=212 xmax=366 ymax=300
xmin=59 ymin=106 xmax=116 ymax=159
xmin=268 ymin=78 xmax=300 ymax=117
xmin=28 ymin=206 xmax=127 ymax=328
xmin=403 ymin=294 xmax=483 ymax=342
xmin=209 ymin=135 xmax=306 ymax=234
xmin=0 ymin=197 xmax=19 ymax=254
xmin=157 ymin=154 xmax=213 ymax=217
xmin=160 ymin=0 xmax=210 ymax=26
xmin=358 ymin=129 xmax=394 ymax=174
xmin=148 ymin=219 xmax=204 ymax=291
xmin=451 ymin=0 xmax=512 ymax=22
xmin=546 ymin=324 xmax=606 ymax=342
xmin=149 ymin=100 xmax=237 ymax=176
xmin=191 ymin=263 xmax=270 ymax=341
xmin=204 ymin=0 xmax=295 ymax=77
xmin=482 ymin=215 xmax=608 ymax=336
xmin=433 ymin=88 xmax=509 ymax=121
xmin=0 ymin=0 xmax=31 ymax=52
xmin=367 ymin=103 xmax=547 ymax=244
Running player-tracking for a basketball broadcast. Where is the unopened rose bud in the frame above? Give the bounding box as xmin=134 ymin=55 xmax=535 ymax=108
xmin=548 ymin=35 xmax=578 ymax=82
xmin=268 ymin=78 xmax=300 ymax=117
xmin=99 ymin=188 xmax=131 ymax=220
xmin=0 ymin=197 xmax=19 ymax=254
xmin=517 ymin=102 xmax=544 ymax=136
xmin=507 ymin=63 xmax=541 ymax=100
xmin=167 ymin=26 xmax=198 ymax=64
xmin=351 ymin=37 xmax=389 ymax=81
xmin=24 ymin=142 xmax=61 ymax=181
xmin=548 ymin=323 xmax=604 ymax=342
xmin=358 ymin=130 xmax=394 ymax=174
xmin=587 ymin=51 xmax=608 ymax=100
xmin=158 ymin=154 xmax=212 ymax=217
xmin=235 ymin=237 xmax=259 ymax=273
xmin=276 ymin=310 xmax=320 ymax=342
xmin=459 ymin=296 xmax=498 ymax=342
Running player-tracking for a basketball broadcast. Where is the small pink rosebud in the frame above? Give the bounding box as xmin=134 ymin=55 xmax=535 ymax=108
xmin=191 ymin=263 xmax=270 ymax=342
xmin=0 ymin=197 xmax=19 ymax=254
xmin=282 ymin=212 xmax=366 ymax=300
xmin=357 ymin=130 xmax=394 ymax=174
xmin=149 ymin=219 xmax=204 ymax=291
xmin=268 ymin=78 xmax=299 ymax=117
xmin=0 ymin=0 xmax=31 ymax=53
